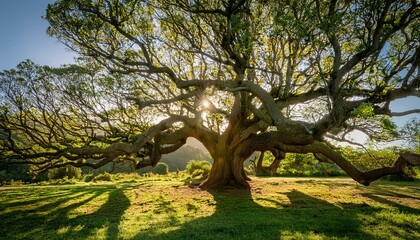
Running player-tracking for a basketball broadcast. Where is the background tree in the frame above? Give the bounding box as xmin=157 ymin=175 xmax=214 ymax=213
xmin=48 ymin=165 xmax=82 ymax=180
xmin=400 ymin=118 xmax=420 ymax=153
xmin=152 ymin=162 xmax=169 ymax=175
xmin=1 ymin=0 xmax=420 ymax=189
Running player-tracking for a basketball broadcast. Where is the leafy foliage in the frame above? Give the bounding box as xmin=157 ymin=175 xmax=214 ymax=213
xmin=153 ymin=163 xmax=169 ymax=175
xmin=48 ymin=165 xmax=82 ymax=180
xmin=400 ymin=118 xmax=420 ymax=152
xmin=186 ymin=160 xmax=212 ymax=178
xmin=0 ymin=163 xmax=32 ymax=182
xmin=278 ymin=154 xmax=345 ymax=177
xmin=92 ymin=172 xmax=113 ymax=182
xmin=343 ymin=147 xmax=418 ymax=181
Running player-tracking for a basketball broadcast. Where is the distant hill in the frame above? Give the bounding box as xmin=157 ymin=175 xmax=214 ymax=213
xmin=161 ymin=144 xmax=212 ymax=171
xmin=80 ymin=143 xmax=212 ymax=175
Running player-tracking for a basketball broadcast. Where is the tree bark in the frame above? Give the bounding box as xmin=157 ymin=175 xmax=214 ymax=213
xmin=197 ymin=127 xmax=420 ymax=190
xmin=256 ymin=151 xmax=264 ymax=169
xmin=280 ymin=141 xmax=420 ymax=186
xmin=268 ymin=157 xmax=281 ymax=175
xmin=255 ymin=150 xmax=285 ymax=176
xmin=361 ymin=152 xmax=420 ymax=184
xmin=199 ymin=147 xmax=250 ymax=190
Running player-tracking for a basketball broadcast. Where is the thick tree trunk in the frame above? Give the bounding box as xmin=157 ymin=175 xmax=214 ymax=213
xmin=199 ymin=151 xmax=250 ymax=190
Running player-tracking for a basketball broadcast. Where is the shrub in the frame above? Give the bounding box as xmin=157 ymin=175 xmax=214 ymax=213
xmin=0 ymin=170 xmax=7 ymax=182
xmin=311 ymin=162 xmax=345 ymax=177
xmin=83 ymin=173 xmax=95 ymax=182
xmin=9 ymin=179 xmax=24 ymax=186
xmin=255 ymin=167 xmax=276 ymax=176
xmin=112 ymin=173 xmax=141 ymax=181
xmin=153 ymin=163 xmax=169 ymax=175
xmin=186 ymin=160 xmax=211 ymax=177
xmin=137 ymin=163 xmax=169 ymax=176
xmin=0 ymin=164 xmax=32 ymax=183
xmin=275 ymin=154 xmax=345 ymax=177
xmin=142 ymin=172 xmax=155 ymax=178
xmin=191 ymin=169 xmax=206 ymax=178
xmin=92 ymin=172 xmax=113 ymax=182
xmin=48 ymin=165 xmax=82 ymax=180
xmin=277 ymin=154 xmax=315 ymax=177
xmin=47 ymin=176 xmax=78 ymax=185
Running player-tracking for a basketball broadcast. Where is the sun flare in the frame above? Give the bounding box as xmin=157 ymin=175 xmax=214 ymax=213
xmin=202 ymin=99 xmax=210 ymax=109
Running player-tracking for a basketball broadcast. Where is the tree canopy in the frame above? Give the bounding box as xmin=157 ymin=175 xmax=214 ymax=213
xmin=1 ymin=0 xmax=420 ymax=189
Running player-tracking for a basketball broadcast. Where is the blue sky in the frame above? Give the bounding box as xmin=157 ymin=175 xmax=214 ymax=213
xmin=0 ymin=0 xmax=75 ymax=71
xmin=0 ymin=0 xmax=418 ymax=142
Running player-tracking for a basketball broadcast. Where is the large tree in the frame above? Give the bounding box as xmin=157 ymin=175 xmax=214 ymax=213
xmin=1 ymin=0 xmax=420 ymax=189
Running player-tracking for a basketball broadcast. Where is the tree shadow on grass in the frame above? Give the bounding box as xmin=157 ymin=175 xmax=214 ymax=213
xmin=1 ymin=183 xmax=418 ymax=239
xmin=66 ymin=186 xmax=131 ymax=239
xmin=0 ymin=189 xmax=76 ymax=211
xmin=362 ymin=192 xmax=420 ymax=214
xmin=0 ymin=184 xmax=131 ymax=240
xmin=132 ymin=188 xmax=379 ymax=240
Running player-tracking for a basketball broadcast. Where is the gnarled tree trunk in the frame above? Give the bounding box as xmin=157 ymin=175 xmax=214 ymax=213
xmin=199 ymin=146 xmax=250 ymax=189
xmin=198 ymin=127 xmax=420 ymax=190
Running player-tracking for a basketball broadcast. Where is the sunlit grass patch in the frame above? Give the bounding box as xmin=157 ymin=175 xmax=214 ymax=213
xmin=358 ymin=208 xmax=420 ymax=239
xmin=280 ymin=230 xmax=333 ymax=240
xmin=66 ymin=191 xmax=109 ymax=218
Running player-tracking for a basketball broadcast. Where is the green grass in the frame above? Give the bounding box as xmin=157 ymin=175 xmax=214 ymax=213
xmin=0 ymin=177 xmax=419 ymax=239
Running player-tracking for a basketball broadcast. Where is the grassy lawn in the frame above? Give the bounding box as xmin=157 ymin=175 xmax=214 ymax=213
xmin=0 ymin=177 xmax=419 ymax=239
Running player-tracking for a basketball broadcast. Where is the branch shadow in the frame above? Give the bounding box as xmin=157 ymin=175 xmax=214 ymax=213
xmin=69 ymin=186 xmax=131 ymax=239
xmin=2 ymin=182 xmax=418 ymax=239
xmin=362 ymin=192 xmax=420 ymax=214
xmin=132 ymin=188 xmax=377 ymax=239
xmin=0 ymin=185 xmax=131 ymax=239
